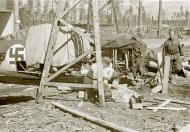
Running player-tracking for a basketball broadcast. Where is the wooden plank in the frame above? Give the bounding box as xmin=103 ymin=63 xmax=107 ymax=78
xmin=48 ymin=50 xmax=92 ymax=82
xmin=36 ymin=0 xmax=65 ymax=103
xmin=155 ymin=97 xmax=190 ymax=105
xmin=111 ymin=0 xmax=119 ymax=33
xmin=125 ymin=52 xmax=129 ymax=71
xmin=87 ymin=0 xmax=92 ymax=32
xmin=115 ymin=49 xmax=118 ymax=70
xmin=146 ymin=107 xmax=187 ymax=111
xmin=156 ymin=52 xmax=163 ymax=84
xmin=59 ymin=19 xmax=94 ymax=43
xmin=92 ymin=0 xmax=105 ymax=106
xmin=46 ymin=82 xmax=97 ymax=89
xmin=52 ymin=102 xmax=138 ymax=132
xmin=162 ymin=56 xmax=170 ymax=94
xmin=151 ymin=85 xmax=162 ymax=93
xmin=53 ymin=38 xmax=72 ymax=55
xmin=98 ymin=0 xmax=112 ymax=12
xmin=152 ymin=99 xmax=171 ymax=112
xmin=179 ymin=123 xmax=190 ymax=132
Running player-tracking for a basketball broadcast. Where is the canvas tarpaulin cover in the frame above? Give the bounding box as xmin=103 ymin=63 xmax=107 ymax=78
xmin=25 ymin=24 xmax=91 ymax=67
xmin=100 ymin=33 xmax=147 ymax=54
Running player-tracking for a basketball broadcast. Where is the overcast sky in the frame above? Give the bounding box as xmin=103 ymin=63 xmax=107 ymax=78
xmin=122 ymin=0 xmax=190 ymax=18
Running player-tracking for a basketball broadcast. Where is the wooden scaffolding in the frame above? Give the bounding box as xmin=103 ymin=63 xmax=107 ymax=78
xmin=36 ymin=0 xmax=119 ymax=106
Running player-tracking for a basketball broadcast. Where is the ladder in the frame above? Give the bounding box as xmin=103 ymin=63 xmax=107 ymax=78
xmin=36 ymin=0 xmax=119 ymax=106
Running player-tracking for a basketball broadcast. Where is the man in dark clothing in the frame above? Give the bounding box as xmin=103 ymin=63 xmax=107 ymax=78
xmin=130 ymin=36 xmax=146 ymax=80
xmin=163 ymin=29 xmax=185 ymax=84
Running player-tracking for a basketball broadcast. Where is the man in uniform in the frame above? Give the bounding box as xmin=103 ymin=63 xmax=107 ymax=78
xmin=163 ymin=29 xmax=185 ymax=84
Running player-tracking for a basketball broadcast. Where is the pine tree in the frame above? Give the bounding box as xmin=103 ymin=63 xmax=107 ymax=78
xmin=185 ymin=10 xmax=190 ymax=20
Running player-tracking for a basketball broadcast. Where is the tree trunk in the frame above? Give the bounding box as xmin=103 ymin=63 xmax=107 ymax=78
xmin=157 ymin=0 xmax=162 ymax=37
xmin=7 ymin=0 xmax=20 ymax=32
xmin=138 ymin=0 xmax=142 ymax=29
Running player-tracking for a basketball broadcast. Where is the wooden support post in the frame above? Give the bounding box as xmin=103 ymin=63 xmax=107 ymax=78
xmin=114 ymin=49 xmax=118 ymax=70
xmin=162 ymin=56 xmax=170 ymax=94
xmin=92 ymin=0 xmax=105 ymax=106
xmin=87 ymin=0 xmax=92 ymax=32
xmin=111 ymin=0 xmax=119 ymax=33
xmin=125 ymin=52 xmax=129 ymax=71
xmin=156 ymin=52 xmax=163 ymax=84
xmin=112 ymin=50 xmax=115 ymax=65
xmin=52 ymin=102 xmax=138 ymax=132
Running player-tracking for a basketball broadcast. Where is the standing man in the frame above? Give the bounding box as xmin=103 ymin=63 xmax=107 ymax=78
xmin=163 ymin=29 xmax=185 ymax=84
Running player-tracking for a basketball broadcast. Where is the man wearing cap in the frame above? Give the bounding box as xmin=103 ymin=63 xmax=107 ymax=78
xmin=163 ymin=29 xmax=185 ymax=84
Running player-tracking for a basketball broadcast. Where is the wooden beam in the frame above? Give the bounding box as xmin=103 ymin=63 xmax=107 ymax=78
xmin=162 ymin=56 xmax=170 ymax=94
xmin=157 ymin=0 xmax=162 ymax=37
xmin=61 ymin=0 xmax=81 ymax=18
xmin=12 ymin=0 xmax=19 ymax=32
xmin=155 ymin=97 xmax=190 ymax=105
xmin=92 ymin=0 xmax=105 ymax=106
xmin=36 ymin=0 xmax=65 ymax=103
xmin=179 ymin=123 xmax=190 ymax=132
xmin=87 ymin=0 xmax=92 ymax=32
xmin=46 ymin=82 xmax=97 ymax=89
xmin=146 ymin=107 xmax=187 ymax=111
xmin=151 ymin=85 xmax=162 ymax=93
xmin=152 ymin=99 xmax=171 ymax=112
xmin=156 ymin=52 xmax=163 ymax=84
xmin=98 ymin=0 xmax=112 ymax=13
xmin=112 ymin=0 xmax=119 ymax=33
xmin=59 ymin=19 xmax=94 ymax=43
xmin=112 ymin=49 xmax=118 ymax=69
xmin=53 ymin=37 xmax=72 ymax=55
xmin=125 ymin=52 xmax=129 ymax=71
xmin=48 ymin=50 xmax=92 ymax=82
xmin=52 ymin=102 xmax=138 ymax=132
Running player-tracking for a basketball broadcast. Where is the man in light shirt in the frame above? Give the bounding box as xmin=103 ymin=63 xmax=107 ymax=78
xmin=83 ymin=56 xmax=115 ymax=102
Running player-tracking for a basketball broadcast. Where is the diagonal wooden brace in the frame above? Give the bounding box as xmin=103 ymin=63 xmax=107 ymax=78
xmin=48 ymin=50 xmax=93 ymax=82
xmin=58 ymin=19 xmax=94 ymax=44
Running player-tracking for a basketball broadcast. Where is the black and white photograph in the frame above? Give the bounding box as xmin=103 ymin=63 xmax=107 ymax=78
xmin=0 ymin=0 xmax=189 ymax=131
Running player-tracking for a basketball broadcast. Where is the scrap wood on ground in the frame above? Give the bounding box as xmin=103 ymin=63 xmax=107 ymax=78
xmin=0 ymin=82 xmax=189 ymax=131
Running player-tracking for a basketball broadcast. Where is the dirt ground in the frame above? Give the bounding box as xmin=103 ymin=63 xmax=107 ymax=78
xmin=0 ymin=74 xmax=189 ymax=132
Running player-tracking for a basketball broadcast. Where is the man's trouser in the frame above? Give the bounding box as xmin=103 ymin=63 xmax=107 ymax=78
xmin=131 ymin=57 xmax=145 ymax=79
xmin=83 ymin=76 xmax=112 ymax=101
xmin=169 ymin=54 xmax=183 ymax=80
